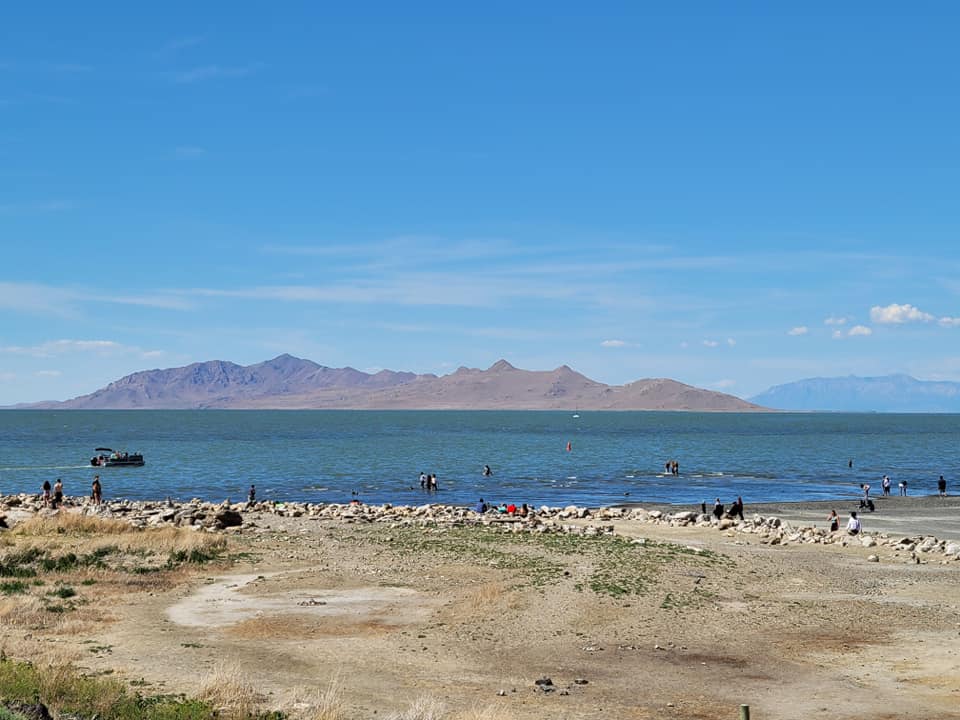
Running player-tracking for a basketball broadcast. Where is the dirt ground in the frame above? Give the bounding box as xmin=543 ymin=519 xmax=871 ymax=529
xmin=6 ymin=509 xmax=960 ymax=720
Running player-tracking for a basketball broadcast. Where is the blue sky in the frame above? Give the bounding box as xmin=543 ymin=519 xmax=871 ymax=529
xmin=2 ymin=3 xmax=960 ymax=404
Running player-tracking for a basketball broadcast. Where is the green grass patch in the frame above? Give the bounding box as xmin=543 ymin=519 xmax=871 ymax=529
xmin=356 ymin=524 xmax=732 ymax=598
xmin=0 ymin=581 xmax=29 ymax=596
xmin=0 ymin=706 xmax=32 ymax=720
xmin=0 ymin=656 xmax=230 ymax=719
xmin=167 ymin=548 xmax=224 ymax=567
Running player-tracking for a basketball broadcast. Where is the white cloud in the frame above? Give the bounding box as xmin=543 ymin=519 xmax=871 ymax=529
xmin=0 ymin=282 xmax=193 ymax=314
xmin=938 ymin=316 xmax=960 ymax=328
xmin=35 ymin=370 xmax=62 ymax=377
xmin=787 ymin=326 xmax=809 ymax=336
xmin=711 ymin=379 xmax=736 ymax=389
xmin=601 ymin=339 xmax=627 ymax=348
xmin=848 ymin=325 xmax=873 ymax=337
xmin=171 ymin=64 xmax=260 ymax=84
xmin=702 ymin=339 xmax=719 ymax=348
xmin=824 ymin=316 xmax=848 ymax=326
xmin=832 ymin=330 xmax=844 ymax=340
xmin=0 ymin=339 xmax=162 ymax=359
xmin=726 ymin=338 xmax=736 ymax=347
xmin=869 ymin=303 xmax=933 ymax=325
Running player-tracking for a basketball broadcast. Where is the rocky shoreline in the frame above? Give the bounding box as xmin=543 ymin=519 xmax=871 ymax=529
xmin=2 ymin=492 xmax=958 ymax=564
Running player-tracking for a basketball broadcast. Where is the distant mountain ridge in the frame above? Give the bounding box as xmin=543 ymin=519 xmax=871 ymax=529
xmin=18 ymin=355 xmax=763 ymax=411
xmin=750 ymin=374 xmax=960 ymax=412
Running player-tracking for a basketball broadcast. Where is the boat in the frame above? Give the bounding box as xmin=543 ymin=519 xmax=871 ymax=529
xmin=90 ymin=447 xmax=145 ymax=467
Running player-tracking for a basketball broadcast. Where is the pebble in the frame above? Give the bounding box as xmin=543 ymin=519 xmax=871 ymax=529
xmin=1 ymin=493 xmax=957 ymax=562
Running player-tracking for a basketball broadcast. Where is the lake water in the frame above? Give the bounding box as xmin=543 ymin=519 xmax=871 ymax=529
xmin=0 ymin=410 xmax=956 ymax=507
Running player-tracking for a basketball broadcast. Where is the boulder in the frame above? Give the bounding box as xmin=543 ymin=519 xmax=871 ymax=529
xmin=213 ymin=509 xmax=243 ymax=529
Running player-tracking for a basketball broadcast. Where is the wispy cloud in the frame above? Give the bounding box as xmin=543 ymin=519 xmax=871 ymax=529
xmin=51 ymin=63 xmax=92 ymax=73
xmin=824 ymin=316 xmax=848 ymax=326
xmin=170 ymin=64 xmax=260 ymax=84
xmin=787 ymin=326 xmax=809 ymax=336
xmin=870 ymin=303 xmax=933 ymax=324
xmin=848 ymin=325 xmax=873 ymax=337
xmin=0 ymin=200 xmax=74 ymax=215
xmin=600 ymin=339 xmax=627 ymax=348
xmin=0 ymin=282 xmax=193 ymax=315
xmin=174 ymin=145 xmax=206 ymax=157
xmin=939 ymin=316 xmax=960 ymax=328
xmin=711 ymin=379 xmax=736 ymax=389
xmin=36 ymin=370 xmax=62 ymax=377
xmin=0 ymin=339 xmax=162 ymax=359
xmin=182 ymin=271 xmax=588 ymax=308
xmin=702 ymin=339 xmax=719 ymax=348
xmin=726 ymin=338 xmax=736 ymax=347
xmin=155 ymin=36 xmax=203 ymax=59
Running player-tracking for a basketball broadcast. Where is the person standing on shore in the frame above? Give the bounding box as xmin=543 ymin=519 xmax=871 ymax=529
xmin=899 ymin=479 xmax=908 ymax=496
xmin=860 ymin=483 xmax=871 ymax=502
xmin=248 ymin=484 xmax=256 ymax=503
xmin=938 ymin=475 xmax=947 ymax=497
xmin=41 ymin=480 xmax=51 ymax=507
xmin=729 ymin=496 xmax=745 ymax=521
xmin=712 ymin=498 xmax=724 ymax=520
xmin=827 ymin=509 xmax=840 ymax=532
xmin=52 ymin=478 xmax=63 ymax=509
xmin=882 ymin=475 xmax=891 ymax=496
xmin=91 ymin=475 xmax=102 ymax=506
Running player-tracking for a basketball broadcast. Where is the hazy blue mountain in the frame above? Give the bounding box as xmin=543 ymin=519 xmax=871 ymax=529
xmin=751 ymin=374 xmax=960 ymax=412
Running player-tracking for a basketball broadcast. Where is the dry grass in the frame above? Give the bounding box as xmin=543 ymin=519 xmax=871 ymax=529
xmin=0 ymin=511 xmax=229 ymax=656
xmin=197 ymin=662 xmax=263 ymax=719
xmin=285 ymin=678 xmax=345 ymax=720
xmin=387 ymin=695 xmax=447 ymax=720
xmin=454 ymin=706 xmax=505 ymax=720
xmin=14 ymin=513 xmax=134 ymax=536
xmin=0 ymin=637 xmax=80 ymax=666
xmin=465 ymin=582 xmax=503 ymax=611
xmin=13 ymin=513 xmax=227 ymax=557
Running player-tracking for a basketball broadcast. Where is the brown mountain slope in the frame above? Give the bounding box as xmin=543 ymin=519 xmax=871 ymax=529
xmin=25 ymin=355 xmax=767 ymax=411
xmin=31 ymin=354 xmax=421 ymax=409
xmin=235 ymin=360 xmax=765 ymax=410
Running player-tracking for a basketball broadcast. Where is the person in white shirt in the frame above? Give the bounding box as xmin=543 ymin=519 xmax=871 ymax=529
xmin=846 ymin=511 xmax=861 ymax=535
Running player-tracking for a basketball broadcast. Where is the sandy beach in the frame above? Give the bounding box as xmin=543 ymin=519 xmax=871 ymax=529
xmin=634 ymin=494 xmax=960 ymax=541
xmin=1 ymin=494 xmax=959 ymax=719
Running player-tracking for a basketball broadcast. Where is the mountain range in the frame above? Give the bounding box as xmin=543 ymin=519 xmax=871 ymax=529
xmin=18 ymin=354 xmax=764 ymax=411
xmin=750 ymin=374 xmax=960 ymax=412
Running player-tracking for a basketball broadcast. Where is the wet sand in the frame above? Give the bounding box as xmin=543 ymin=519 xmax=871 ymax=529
xmin=621 ymin=494 xmax=960 ymax=541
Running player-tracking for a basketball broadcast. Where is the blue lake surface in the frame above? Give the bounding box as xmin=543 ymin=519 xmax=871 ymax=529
xmin=0 ymin=410 xmax=956 ymax=507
